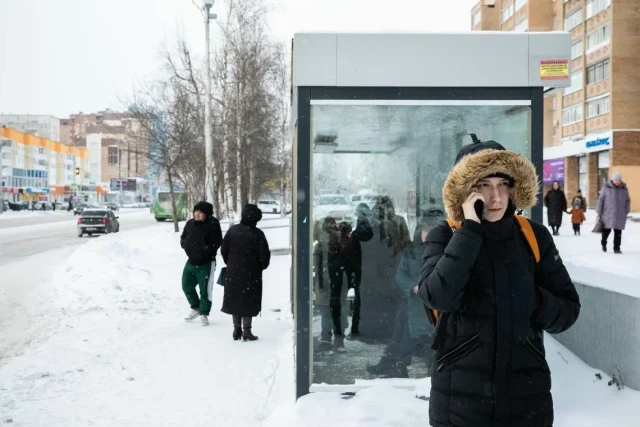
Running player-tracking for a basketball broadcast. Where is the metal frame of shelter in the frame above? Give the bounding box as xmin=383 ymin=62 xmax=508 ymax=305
xmin=290 ymin=32 xmax=571 ymax=399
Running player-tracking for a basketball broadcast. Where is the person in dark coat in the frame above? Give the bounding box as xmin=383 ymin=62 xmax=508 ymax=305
xmin=337 ymin=203 xmax=373 ymax=336
xmin=544 ymin=180 xmax=567 ymax=236
xmin=596 ymin=172 xmax=631 ymax=254
xmin=221 ymin=204 xmax=271 ymax=341
xmin=418 ymin=140 xmax=580 ymax=427
xmin=366 ymin=211 xmax=441 ymax=378
xmin=570 ymin=189 xmax=587 ymax=211
xmin=181 ymin=201 xmax=223 ymax=326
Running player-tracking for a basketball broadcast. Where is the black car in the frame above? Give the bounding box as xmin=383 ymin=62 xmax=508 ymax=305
xmin=105 ymin=202 xmax=120 ymax=211
xmin=77 ymin=209 xmax=120 ymax=237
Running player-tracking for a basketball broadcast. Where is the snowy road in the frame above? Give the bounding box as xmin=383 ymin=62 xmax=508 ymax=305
xmin=0 ymin=210 xmax=157 ymax=266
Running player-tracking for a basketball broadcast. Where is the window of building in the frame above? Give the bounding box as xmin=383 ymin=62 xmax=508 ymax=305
xmin=472 ymin=10 xmax=481 ymax=27
xmin=564 ymin=8 xmax=583 ymax=31
xmin=563 ymin=104 xmax=583 ymax=125
xmin=553 ymin=123 xmax=558 ymax=136
xmin=515 ymin=17 xmax=529 ymax=32
xmin=552 ymin=14 xmax=557 ymax=30
xmin=587 ymin=59 xmax=610 ymax=84
xmin=578 ymin=156 xmax=587 ymax=192
xmin=564 ymin=70 xmax=583 ymax=95
xmin=502 ymin=3 xmax=515 ymax=23
xmin=515 ymin=0 xmax=527 ymax=10
xmin=571 ymin=39 xmax=583 ymax=60
xmin=586 ymin=95 xmax=610 ymax=118
xmin=108 ymin=146 xmax=119 ymax=165
xmin=553 ymin=97 xmax=558 ymax=110
xmin=37 ymin=148 xmax=45 ymax=154
xmin=586 ymin=0 xmax=611 ymax=19
xmin=587 ymin=24 xmax=610 ymax=50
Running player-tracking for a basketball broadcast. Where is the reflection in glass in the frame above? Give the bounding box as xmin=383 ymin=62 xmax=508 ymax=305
xmin=310 ymin=102 xmax=531 ymax=386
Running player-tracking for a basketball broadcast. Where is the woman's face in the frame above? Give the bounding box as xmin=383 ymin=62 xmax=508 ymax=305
xmin=553 ymin=182 xmax=559 ymax=190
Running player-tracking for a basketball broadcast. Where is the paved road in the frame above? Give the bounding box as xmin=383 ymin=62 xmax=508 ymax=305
xmin=0 ymin=208 xmax=151 ymax=229
xmin=0 ymin=210 xmax=158 ymax=266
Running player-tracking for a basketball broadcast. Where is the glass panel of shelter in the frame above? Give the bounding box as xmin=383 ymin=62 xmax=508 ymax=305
xmin=309 ymin=101 xmax=531 ymax=386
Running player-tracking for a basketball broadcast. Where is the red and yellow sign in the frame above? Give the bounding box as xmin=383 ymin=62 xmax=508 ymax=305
xmin=540 ymin=60 xmax=569 ymax=81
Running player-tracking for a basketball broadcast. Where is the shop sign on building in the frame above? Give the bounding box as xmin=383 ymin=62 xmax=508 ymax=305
xmin=543 ymin=158 xmax=565 ymax=184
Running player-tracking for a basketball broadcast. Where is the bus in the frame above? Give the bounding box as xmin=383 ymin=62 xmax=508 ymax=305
xmin=153 ymin=191 xmax=188 ymax=222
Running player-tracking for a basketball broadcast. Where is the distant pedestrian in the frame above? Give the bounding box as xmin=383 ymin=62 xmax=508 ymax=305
xmin=544 ymin=180 xmax=567 ymax=235
xmin=221 ymin=204 xmax=271 ymax=341
xmin=569 ymin=200 xmax=586 ymax=235
xmin=596 ymin=172 xmax=631 ymax=254
xmin=571 ymin=189 xmax=587 ymax=211
xmin=52 ymin=201 xmax=56 ymax=211
xmin=180 ymin=201 xmax=223 ymax=326
xmin=41 ymin=202 xmax=45 ymax=212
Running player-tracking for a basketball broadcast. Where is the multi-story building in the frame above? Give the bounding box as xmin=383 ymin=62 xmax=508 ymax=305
xmin=0 ymin=127 xmax=98 ymax=203
xmin=471 ymin=0 xmax=640 ymax=211
xmin=0 ymin=115 xmax=61 ymax=142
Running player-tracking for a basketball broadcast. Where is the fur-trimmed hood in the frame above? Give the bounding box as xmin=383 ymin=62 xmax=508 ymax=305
xmin=443 ymin=149 xmax=539 ymax=222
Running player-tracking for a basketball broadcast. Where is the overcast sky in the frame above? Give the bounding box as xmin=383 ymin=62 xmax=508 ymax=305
xmin=0 ymin=0 xmax=478 ymax=119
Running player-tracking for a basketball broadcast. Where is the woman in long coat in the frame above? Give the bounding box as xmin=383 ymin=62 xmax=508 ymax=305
xmin=596 ymin=172 xmax=631 ymax=253
xmin=221 ymin=204 xmax=271 ymax=341
xmin=544 ymin=180 xmax=567 ymax=236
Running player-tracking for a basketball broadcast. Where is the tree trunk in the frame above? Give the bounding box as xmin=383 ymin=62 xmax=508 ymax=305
xmin=235 ymin=80 xmax=243 ymax=221
xmin=166 ymin=168 xmax=180 ymax=233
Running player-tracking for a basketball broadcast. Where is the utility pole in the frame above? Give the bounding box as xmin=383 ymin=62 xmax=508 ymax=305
xmin=203 ymin=0 xmax=217 ymax=207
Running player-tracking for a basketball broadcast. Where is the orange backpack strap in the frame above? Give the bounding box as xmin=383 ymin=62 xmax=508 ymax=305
xmin=515 ymin=215 xmax=540 ymax=263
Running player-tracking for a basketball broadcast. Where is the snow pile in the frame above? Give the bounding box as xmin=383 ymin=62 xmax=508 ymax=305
xmin=264 ymin=335 xmax=640 ymax=427
xmin=550 ymin=209 xmax=640 ymax=298
xmin=0 ymin=224 xmax=295 ymax=426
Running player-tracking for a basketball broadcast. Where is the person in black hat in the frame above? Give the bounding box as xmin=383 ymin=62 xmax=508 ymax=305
xmin=418 ymin=139 xmax=580 ymax=427
xmin=180 ymin=201 xmax=222 ymax=326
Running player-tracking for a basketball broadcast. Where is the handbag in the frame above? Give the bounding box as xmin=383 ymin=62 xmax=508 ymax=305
xmin=217 ymin=267 xmax=227 ymax=286
xmin=592 ymin=216 xmax=603 ymax=233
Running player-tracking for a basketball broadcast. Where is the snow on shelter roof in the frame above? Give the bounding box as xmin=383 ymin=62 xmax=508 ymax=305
xmin=292 ymin=32 xmax=571 ymax=88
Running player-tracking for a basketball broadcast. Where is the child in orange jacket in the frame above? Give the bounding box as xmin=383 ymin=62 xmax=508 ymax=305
xmin=569 ymin=200 xmax=586 ymax=235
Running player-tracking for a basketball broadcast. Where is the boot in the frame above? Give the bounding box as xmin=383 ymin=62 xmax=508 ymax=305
xmin=614 ymin=249 xmax=622 ymax=254
xmin=232 ymin=315 xmax=242 ymax=341
xmin=333 ymin=334 xmax=346 ymax=353
xmin=242 ymin=317 xmax=258 ymax=341
xmin=602 ymin=243 xmax=607 ymax=252
xmin=317 ymin=337 xmax=332 ymax=352
xmin=366 ymin=354 xmax=393 ymax=376
xmin=350 ymin=323 xmax=360 ymax=337
xmin=388 ymin=361 xmax=409 ymax=378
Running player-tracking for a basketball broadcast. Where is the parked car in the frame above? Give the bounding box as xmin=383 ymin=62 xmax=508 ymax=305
xmin=257 ymin=200 xmax=281 ymax=214
xmin=77 ymin=208 xmax=120 ymax=237
xmin=32 ymin=202 xmax=54 ymax=211
xmin=314 ymin=194 xmax=353 ymax=222
xmin=1 ymin=200 xmax=8 ymax=212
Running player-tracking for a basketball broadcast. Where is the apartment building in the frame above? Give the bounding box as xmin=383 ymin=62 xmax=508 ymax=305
xmin=471 ymin=0 xmax=640 ymax=211
xmin=0 ymin=127 xmax=94 ymax=203
xmin=0 ymin=115 xmax=61 ymax=142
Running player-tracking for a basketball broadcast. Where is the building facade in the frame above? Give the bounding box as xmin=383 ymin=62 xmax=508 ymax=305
xmin=471 ymin=0 xmax=640 ymax=211
xmin=0 ymin=127 xmax=100 ymax=203
xmin=0 ymin=115 xmax=61 ymax=142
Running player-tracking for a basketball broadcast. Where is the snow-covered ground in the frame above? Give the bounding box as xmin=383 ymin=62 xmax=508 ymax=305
xmin=548 ymin=208 xmax=640 ymax=298
xmin=2 ymin=214 xmax=639 ymax=426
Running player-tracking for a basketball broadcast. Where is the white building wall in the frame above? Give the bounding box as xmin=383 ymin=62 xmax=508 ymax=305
xmin=86 ymin=133 xmax=102 ymax=184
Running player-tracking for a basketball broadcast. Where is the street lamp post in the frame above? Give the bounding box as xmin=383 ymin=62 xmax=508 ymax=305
xmin=203 ymin=0 xmax=217 ymax=207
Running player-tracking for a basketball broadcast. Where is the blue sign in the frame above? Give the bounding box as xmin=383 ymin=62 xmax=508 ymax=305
xmin=585 ymin=136 xmax=610 ymax=149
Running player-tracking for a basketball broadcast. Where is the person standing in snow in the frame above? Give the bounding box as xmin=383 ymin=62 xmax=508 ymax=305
xmin=221 ymin=204 xmax=271 ymax=341
xmin=544 ymin=180 xmax=567 ymax=236
xmin=181 ymin=201 xmax=223 ymax=326
xmin=596 ymin=172 xmax=631 ymax=254
xmin=418 ymin=140 xmax=580 ymax=427
xmin=569 ymin=200 xmax=586 ymax=236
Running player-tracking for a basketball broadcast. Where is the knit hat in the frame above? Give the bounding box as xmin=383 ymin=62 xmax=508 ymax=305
xmin=193 ymin=201 xmax=214 ymax=217
xmin=612 ymin=172 xmax=622 ymax=181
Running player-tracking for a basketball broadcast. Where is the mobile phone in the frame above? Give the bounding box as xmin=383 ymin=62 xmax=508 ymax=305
xmin=474 ymin=199 xmax=485 ymax=220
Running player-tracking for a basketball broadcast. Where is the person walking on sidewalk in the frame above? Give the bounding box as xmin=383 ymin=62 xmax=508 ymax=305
xmin=221 ymin=204 xmax=271 ymax=341
xmin=181 ymin=201 xmax=222 ymax=326
xmin=569 ymin=200 xmax=586 ymax=236
xmin=596 ymin=172 xmax=631 ymax=254
xmin=419 ymin=140 xmax=580 ymax=427
xmin=544 ymin=180 xmax=567 ymax=236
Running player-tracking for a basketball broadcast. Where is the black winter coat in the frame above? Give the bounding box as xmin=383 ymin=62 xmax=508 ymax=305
xmin=418 ymin=216 xmax=580 ymax=427
xmin=544 ymin=189 xmax=567 ymax=227
xmin=221 ymin=223 xmax=271 ymax=317
xmin=338 ymin=215 xmax=374 ymax=282
xmin=180 ymin=218 xmax=222 ymax=265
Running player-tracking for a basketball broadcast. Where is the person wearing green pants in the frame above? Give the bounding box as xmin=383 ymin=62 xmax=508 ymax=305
xmin=180 ymin=201 xmax=222 ymax=326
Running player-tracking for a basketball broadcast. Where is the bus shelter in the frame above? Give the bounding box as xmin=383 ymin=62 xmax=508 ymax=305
xmin=291 ymin=31 xmax=571 ymax=398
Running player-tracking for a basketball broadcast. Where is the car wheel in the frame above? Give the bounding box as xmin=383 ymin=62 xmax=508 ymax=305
xmin=155 ymin=217 xmax=165 ymax=222
xmin=88 ymin=233 xmax=93 ymax=236
xmin=105 ymin=226 xmax=111 ymax=234
xmin=77 ymin=230 xmax=83 ymax=238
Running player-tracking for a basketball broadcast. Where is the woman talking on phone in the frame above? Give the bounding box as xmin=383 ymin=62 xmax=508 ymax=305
xmin=417 ymin=140 xmax=580 ymax=427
